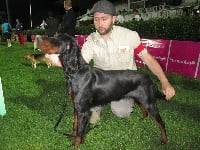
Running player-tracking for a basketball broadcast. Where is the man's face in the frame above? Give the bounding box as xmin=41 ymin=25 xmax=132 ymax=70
xmin=93 ymin=12 xmax=116 ymax=35
xmin=64 ymin=2 xmax=69 ymax=10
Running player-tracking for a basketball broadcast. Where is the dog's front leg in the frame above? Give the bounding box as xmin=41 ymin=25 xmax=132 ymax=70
xmin=72 ymin=107 xmax=78 ymax=137
xmin=70 ymin=94 xmax=78 ymax=137
xmin=71 ymin=94 xmax=90 ymax=146
xmin=73 ymin=110 xmax=90 ymax=147
xmin=33 ymin=63 xmax=36 ymax=69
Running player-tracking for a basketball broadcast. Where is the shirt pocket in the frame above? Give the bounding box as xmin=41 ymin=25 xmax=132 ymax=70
xmin=117 ymin=46 xmax=132 ymax=66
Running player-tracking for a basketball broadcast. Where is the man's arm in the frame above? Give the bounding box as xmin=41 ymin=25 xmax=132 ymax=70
xmin=139 ymin=52 xmax=175 ymax=100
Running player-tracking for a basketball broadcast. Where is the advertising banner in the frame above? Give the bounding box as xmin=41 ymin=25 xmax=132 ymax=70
xmin=75 ymin=35 xmax=200 ymax=79
xmin=167 ymin=40 xmax=200 ymax=78
xmin=140 ymin=39 xmax=170 ymax=71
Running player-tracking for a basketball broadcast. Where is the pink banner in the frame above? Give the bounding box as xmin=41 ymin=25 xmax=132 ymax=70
xmin=167 ymin=40 xmax=200 ymax=78
xmin=75 ymin=35 xmax=88 ymax=48
xmin=75 ymin=35 xmax=200 ymax=79
xmin=195 ymin=53 xmax=200 ymax=79
xmin=136 ymin=39 xmax=170 ymax=71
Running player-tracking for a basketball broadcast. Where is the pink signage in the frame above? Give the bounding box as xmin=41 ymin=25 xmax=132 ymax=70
xmin=196 ymin=54 xmax=200 ymax=78
xmin=75 ymin=35 xmax=88 ymax=48
xmin=140 ymin=39 xmax=170 ymax=71
xmin=167 ymin=40 xmax=200 ymax=78
xmin=75 ymin=35 xmax=200 ymax=79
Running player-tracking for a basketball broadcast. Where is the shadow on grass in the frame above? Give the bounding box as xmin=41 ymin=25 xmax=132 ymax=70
xmin=172 ymin=76 xmax=200 ymax=91
xmin=159 ymin=100 xmax=200 ymax=122
xmin=7 ymin=78 xmax=200 ymax=126
xmin=8 ymin=79 xmax=73 ymax=120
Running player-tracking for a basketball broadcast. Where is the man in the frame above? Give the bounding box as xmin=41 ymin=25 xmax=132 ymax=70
xmin=132 ymin=9 xmax=142 ymax=21
xmin=46 ymin=11 xmax=59 ymax=37
xmin=116 ymin=10 xmax=125 ymax=23
xmin=81 ymin=0 xmax=175 ymax=123
xmin=1 ymin=18 xmax=12 ymax=47
xmin=16 ymin=18 xmax=25 ymax=45
xmin=61 ymin=0 xmax=76 ymax=37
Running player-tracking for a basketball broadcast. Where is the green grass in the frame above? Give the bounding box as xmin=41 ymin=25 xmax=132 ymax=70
xmin=0 ymin=41 xmax=200 ymax=150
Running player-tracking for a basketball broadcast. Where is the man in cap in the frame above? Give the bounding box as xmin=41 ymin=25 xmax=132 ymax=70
xmin=81 ymin=0 xmax=175 ymax=123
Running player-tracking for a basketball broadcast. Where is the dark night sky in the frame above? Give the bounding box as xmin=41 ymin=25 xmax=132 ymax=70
xmin=0 ymin=0 xmax=107 ymax=29
xmin=0 ymin=0 xmax=174 ymax=29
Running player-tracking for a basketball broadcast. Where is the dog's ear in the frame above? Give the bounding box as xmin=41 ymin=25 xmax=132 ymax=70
xmin=57 ymin=34 xmax=80 ymax=55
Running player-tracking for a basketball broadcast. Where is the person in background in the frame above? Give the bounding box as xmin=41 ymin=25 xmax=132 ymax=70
xmin=116 ymin=10 xmax=125 ymax=23
xmin=132 ymin=9 xmax=142 ymax=21
xmin=46 ymin=11 xmax=59 ymax=37
xmin=56 ymin=23 xmax=62 ymax=36
xmin=61 ymin=0 xmax=76 ymax=37
xmin=45 ymin=12 xmax=60 ymax=67
xmin=0 ymin=16 xmax=3 ymax=42
xmin=40 ymin=20 xmax=47 ymax=29
xmin=1 ymin=18 xmax=12 ymax=47
xmin=16 ymin=18 xmax=25 ymax=45
xmin=81 ymin=0 xmax=175 ymax=124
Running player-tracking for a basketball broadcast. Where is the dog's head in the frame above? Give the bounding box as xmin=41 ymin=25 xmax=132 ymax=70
xmin=24 ymin=54 xmax=34 ymax=60
xmin=39 ymin=33 xmax=82 ymax=73
xmin=38 ymin=33 xmax=79 ymax=55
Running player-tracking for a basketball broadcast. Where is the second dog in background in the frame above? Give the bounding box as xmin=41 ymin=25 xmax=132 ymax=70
xmin=24 ymin=54 xmax=52 ymax=68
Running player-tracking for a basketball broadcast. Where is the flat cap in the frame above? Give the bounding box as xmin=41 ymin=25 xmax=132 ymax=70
xmin=91 ymin=0 xmax=117 ymax=16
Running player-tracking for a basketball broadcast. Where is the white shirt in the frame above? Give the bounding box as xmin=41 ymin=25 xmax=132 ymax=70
xmin=81 ymin=25 xmax=147 ymax=70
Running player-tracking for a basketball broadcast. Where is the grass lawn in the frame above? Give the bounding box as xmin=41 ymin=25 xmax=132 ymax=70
xmin=0 ymin=41 xmax=200 ymax=150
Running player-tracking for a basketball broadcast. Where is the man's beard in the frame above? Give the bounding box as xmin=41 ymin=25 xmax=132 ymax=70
xmin=97 ymin=23 xmax=113 ymax=35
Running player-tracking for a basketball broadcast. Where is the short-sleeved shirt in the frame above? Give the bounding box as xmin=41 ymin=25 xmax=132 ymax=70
xmin=16 ymin=22 xmax=23 ymax=33
xmin=2 ymin=22 xmax=10 ymax=33
xmin=1 ymin=22 xmax=11 ymax=39
xmin=81 ymin=25 xmax=147 ymax=70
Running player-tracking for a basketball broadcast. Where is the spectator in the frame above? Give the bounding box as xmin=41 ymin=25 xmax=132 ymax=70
xmin=46 ymin=12 xmax=59 ymax=37
xmin=133 ymin=9 xmax=142 ymax=21
xmin=40 ymin=20 xmax=47 ymax=29
xmin=116 ymin=10 xmax=125 ymax=23
xmin=61 ymin=0 xmax=76 ymax=37
xmin=16 ymin=18 xmax=25 ymax=45
xmin=1 ymin=18 xmax=12 ymax=47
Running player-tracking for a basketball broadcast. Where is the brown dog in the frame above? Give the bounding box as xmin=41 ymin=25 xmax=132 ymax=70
xmin=24 ymin=54 xmax=52 ymax=68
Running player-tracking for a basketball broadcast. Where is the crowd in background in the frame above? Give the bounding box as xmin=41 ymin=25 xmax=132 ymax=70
xmin=0 ymin=0 xmax=76 ymax=47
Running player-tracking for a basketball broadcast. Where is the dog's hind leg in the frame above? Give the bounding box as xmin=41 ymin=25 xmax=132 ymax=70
xmin=136 ymin=102 xmax=148 ymax=118
xmin=145 ymin=103 xmax=167 ymax=144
